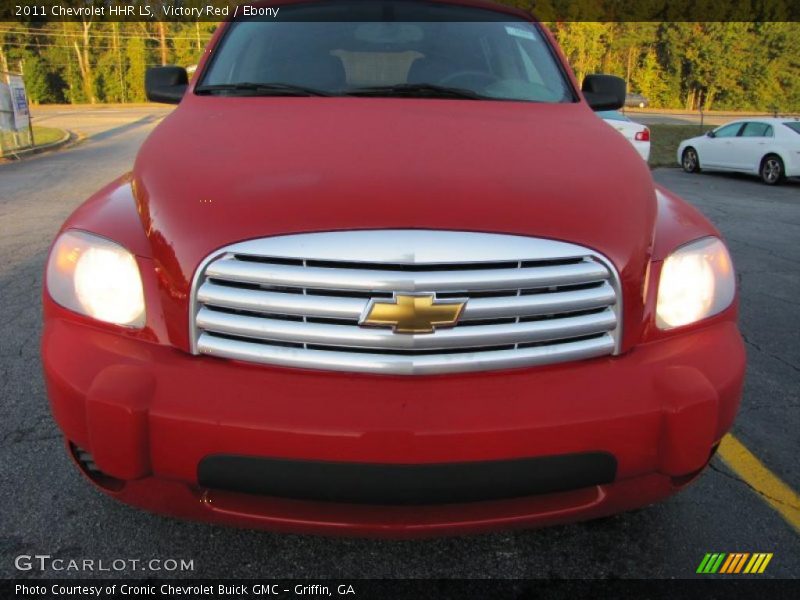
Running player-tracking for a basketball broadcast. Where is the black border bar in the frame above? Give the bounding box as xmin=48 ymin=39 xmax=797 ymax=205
xmin=4 ymin=579 xmax=800 ymax=599
xmin=2 ymin=0 xmax=800 ymax=22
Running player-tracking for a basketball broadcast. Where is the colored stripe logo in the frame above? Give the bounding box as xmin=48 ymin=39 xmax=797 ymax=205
xmin=697 ymin=553 xmax=773 ymax=574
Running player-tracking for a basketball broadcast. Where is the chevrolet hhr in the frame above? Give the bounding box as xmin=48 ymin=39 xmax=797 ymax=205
xmin=42 ymin=0 xmax=745 ymax=536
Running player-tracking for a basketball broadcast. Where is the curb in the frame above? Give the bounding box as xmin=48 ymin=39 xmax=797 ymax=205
xmin=0 ymin=129 xmax=74 ymax=161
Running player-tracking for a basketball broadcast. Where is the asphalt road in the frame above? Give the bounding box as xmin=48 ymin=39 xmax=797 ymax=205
xmin=1 ymin=109 xmax=798 ymax=580
xmin=623 ymin=110 xmax=799 ymax=127
xmin=31 ymin=105 xmax=172 ymax=140
xmin=625 ymin=111 xmax=736 ymax=126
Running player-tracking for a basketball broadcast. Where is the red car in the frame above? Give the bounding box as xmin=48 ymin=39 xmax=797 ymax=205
xmin=42 ymin=0 xmax=744 ymax=537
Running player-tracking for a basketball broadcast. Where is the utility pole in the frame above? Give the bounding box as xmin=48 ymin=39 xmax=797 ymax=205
xmin=63 ymin=22 xmax=75 ymax=103
xmin=112 ymin=23 xmax=126 ymax=103
xmin=0 ymin=42 xmax=8 ymax=73
xmin=158 ymin=22 xmax=168 ymax=65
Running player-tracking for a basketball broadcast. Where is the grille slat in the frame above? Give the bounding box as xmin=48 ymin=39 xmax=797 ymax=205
xmin=196 ymin=333 xmax=616 ymax=376
xmin=198 ymin=282 xmax=365 ymax=319
xmin=197 ymin=306 xmax=617 ymax=351
xmin=204 ymin=258 xmax=609 ymax=293
xmin=197 ymin=280 xmax=616 ymax=322
xmin=191 ymin=231 xmax=622 ymax=375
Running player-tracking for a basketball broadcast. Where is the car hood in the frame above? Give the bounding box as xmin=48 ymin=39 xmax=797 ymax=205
xmin=133 ymin=97 xmax=656 ymax=345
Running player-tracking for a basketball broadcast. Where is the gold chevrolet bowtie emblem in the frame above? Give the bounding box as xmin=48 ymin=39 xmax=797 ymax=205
xmin=361 ymin=294 xmax=466 ymax=334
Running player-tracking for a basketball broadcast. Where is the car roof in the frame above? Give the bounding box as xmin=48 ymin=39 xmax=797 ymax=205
xmin=719 ymin=117 xmax=799 ymax=125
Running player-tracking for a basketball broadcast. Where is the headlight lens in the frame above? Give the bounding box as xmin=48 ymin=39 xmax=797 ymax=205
xmin=656 ymin=237 xmax=735 ymax=329
xmin=46 ymin=231 xmax=146 ymax=328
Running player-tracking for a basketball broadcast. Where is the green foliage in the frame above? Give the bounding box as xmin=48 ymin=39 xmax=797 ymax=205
xmin=0 ymin=20 xmax=212 ymax=104
xmin=0 ymin=17 xmax=797 ymax=111
xmin=19 ymin=55 xmax=55 ymax=103
xmin=547 ymin=21 xmax=799 ymax=111
xmin=125 ymin=35 xmax=147 ymax=103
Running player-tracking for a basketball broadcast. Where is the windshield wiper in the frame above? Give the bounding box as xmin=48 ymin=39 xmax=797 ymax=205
xmin=344 ymin=83 xmax=489 ymax=100
xmin=196 ymin=82 xmax=489 ymax=100
xmin=195 ymin=82 xmax=332 ymax=97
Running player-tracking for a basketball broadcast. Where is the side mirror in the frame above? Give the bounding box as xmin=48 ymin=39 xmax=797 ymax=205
xmin=706 ymin=130 xmax=716 ymax=138
xmin=582 ymin=74 xmax=626 ymax=111
xmin=146 ymin=66 xmax=188 ymax=104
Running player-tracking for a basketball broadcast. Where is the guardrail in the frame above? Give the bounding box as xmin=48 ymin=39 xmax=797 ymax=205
xmin=624 ymin=107 xmax=800 ymax=127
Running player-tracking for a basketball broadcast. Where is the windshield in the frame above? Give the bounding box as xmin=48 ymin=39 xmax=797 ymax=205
xmin=596 ymin=110 xmax=628 ymax=122
xmin=199 ymin=1 xmax=574 ymax=103
xmin=784 ymin=122 xmax=800 ymax=135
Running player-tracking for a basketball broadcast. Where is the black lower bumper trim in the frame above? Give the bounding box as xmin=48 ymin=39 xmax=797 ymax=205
xmin=197 ymin=452 xmax=617 ymax=505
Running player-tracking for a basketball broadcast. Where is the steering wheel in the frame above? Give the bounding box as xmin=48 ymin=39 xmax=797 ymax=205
xmin=438 ymin=70 xmax=499 ymax=89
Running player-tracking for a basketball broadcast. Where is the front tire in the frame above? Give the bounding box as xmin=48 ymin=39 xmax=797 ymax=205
xmin=760 ymin=155 xmax=784 ymax=185
xmin=682 ymin=147 xmax=700 ymax=173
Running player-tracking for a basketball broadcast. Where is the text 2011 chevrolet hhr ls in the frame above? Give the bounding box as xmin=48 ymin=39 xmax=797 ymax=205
xmin=42 ymin=0 xmax=745 ymax=536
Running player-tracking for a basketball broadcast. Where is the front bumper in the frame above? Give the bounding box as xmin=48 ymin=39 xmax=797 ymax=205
xmin=43 ymin=316 xmax=744 ymax=537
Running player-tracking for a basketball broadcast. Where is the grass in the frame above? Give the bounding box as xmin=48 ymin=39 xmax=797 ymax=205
xmin=648 ymin=124 xmax=714 ymax=168
xmin=1 ymin=125 xmax=67 ymax=156
xmin=32 ymin=125 xmax=68 ymax=146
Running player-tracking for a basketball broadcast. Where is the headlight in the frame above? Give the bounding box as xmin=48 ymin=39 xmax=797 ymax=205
xmin=656 ymin=237 xmax=735 ymax=329
xmin=46 ymin=230 xmax=146 ymax=328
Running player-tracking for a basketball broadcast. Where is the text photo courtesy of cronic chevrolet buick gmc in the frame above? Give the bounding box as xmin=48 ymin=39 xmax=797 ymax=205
xmin=41 ymin=0 xmax=744 ymax=536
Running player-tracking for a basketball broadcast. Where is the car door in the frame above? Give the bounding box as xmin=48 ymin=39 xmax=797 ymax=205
xmin=737 ymin=122 xmax=774 ymax=173
xmin=702 ymin=122 xmax=744 ymax=168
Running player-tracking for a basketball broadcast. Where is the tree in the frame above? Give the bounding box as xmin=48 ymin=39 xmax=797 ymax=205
xmin=65 ymin=19 xmax=97 ymax=104
xmin=125 ymin=35 xmax=147 ymax=103
xmin=550 ymin=22 xmax=611 ymax=83
xmin=0 ymin=14 xmax=797 ymax=111
xmin=20 ymin=54 xmax=55 ymax=103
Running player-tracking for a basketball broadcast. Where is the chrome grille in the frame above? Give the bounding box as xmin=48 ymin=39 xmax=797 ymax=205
xmin=190 ymin=231 xmax=621 ymax=375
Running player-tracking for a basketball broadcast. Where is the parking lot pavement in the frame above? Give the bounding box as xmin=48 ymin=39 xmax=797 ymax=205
xmin=0 ymin=116 xmax=797 ymax=579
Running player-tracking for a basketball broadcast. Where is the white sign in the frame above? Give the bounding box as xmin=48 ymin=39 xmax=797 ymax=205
xmin=0 ymin=81 xmax=13 ymax=131
xmin=7 ymin=75 xmax=30 ymax=131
